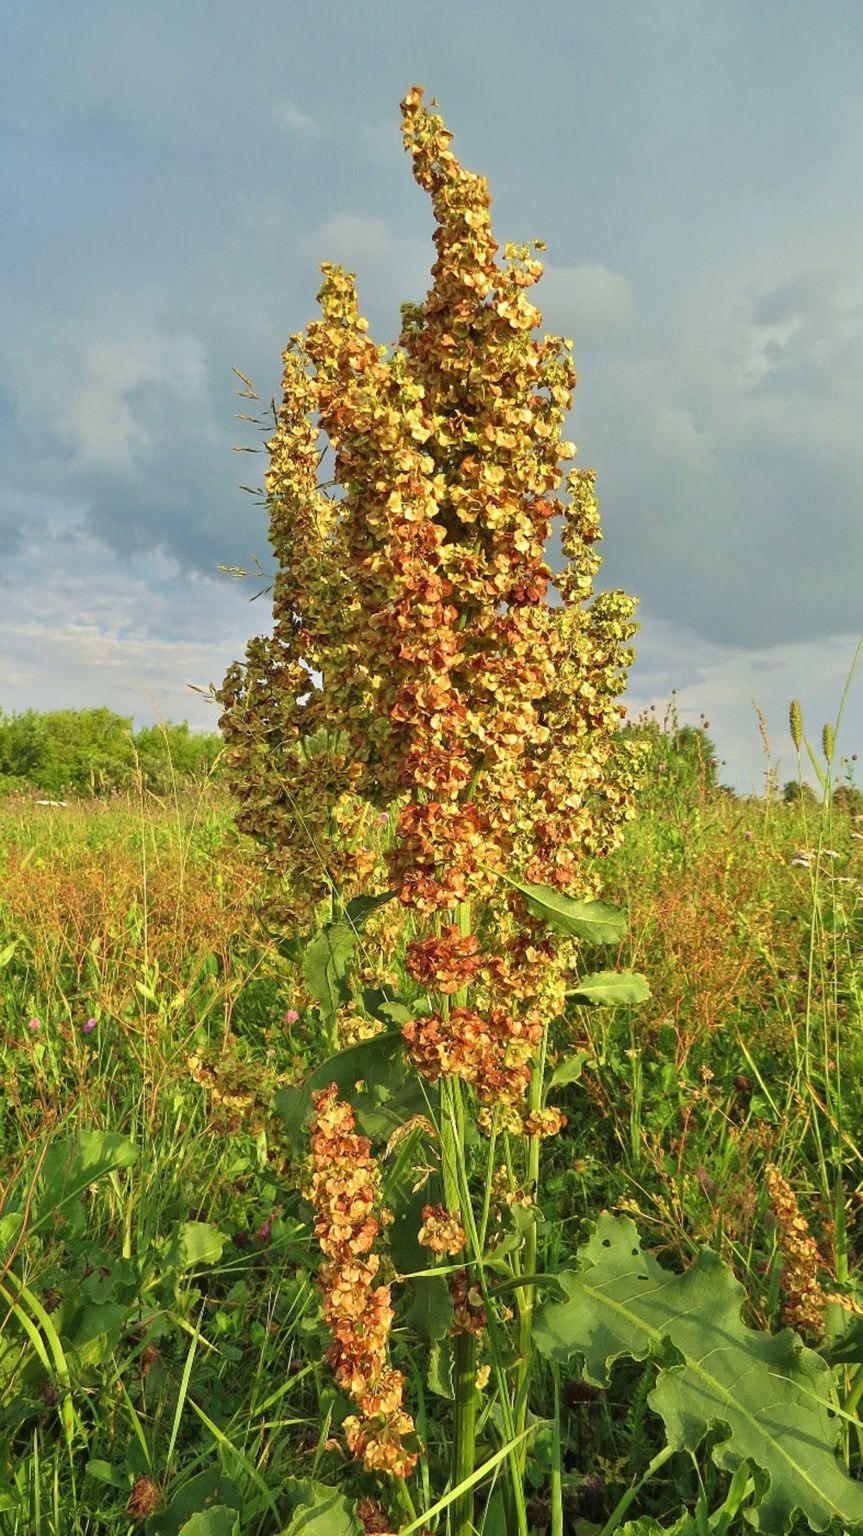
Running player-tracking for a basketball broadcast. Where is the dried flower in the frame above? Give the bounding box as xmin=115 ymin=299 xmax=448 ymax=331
xmin=418 ymin=1203 xmax=466 ymax=1255
xmin=126 ymin=1476 xmax=163 ymax=1519
xmin=307 ymin=1085 xmax=418 ymax=1477
xmin=765 ymin=1163 xmax=827 ymax=1340
xmin=218 ymin=88 xmax=644 ymax=1092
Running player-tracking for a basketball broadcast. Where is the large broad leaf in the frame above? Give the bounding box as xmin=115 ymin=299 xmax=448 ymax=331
xmin=177 ymin=1510 xmax=239 ymax=1536
xmin=279 ymin=1479 xmax=362 ymax=1535
xmin=302 ymin=922 xmax=354 ymax=1019
xmin=161 ymin=1222 xmax=227 ymax=1273
xmin=567 ymin=970 xmax=650 ymax=1007
xmin=302 ymin=892 xmax=397 ymax=1020
xmin=148 ymin=1472 xmax=242 ymax=1535
xmin=502 ymin=878 xmax=626 ymax=944
xmin=535 ymin=1214 xmax=863 ymax=1534
xmin=406 ymin=1273 xmax=454 ymax=1344
xmin=34 ymin=1131 xmax=138 ymax=1233
xmin=273 ymin=1031 xmax=433 ymax=1147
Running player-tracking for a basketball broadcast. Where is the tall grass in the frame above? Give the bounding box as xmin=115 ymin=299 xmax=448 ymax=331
xmin=0 ymin=731 xmax=861 ymax=1531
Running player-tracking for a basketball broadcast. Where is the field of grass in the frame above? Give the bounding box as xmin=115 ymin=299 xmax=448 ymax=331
xmin=1 ymin=739 xmax=861 ymax=1534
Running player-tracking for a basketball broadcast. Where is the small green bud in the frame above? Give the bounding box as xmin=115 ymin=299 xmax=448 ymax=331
xmin=789 ymin=700 xmax=803 ymax=752
xmin=822 ymin=722 xmax=835 ymax=766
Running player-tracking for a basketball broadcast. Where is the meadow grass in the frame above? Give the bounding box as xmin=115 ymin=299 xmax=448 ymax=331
xmin=0 ymin=747 xmax=861 ymax=1533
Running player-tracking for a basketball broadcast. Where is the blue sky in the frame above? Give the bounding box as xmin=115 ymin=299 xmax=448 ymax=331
xmin=2 ymin=0 xmax=862 ymax=790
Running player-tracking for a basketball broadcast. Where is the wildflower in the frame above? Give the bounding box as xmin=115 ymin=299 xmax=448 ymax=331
xmin=28 ymin=1017 xmax=40 ymax=1032
xmin=284 ymin=1008 xmax=300 ymax=1024
xmin=83 ymin=1017 xmax=97 ymax=1034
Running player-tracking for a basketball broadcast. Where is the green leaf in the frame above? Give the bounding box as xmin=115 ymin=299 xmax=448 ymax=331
xmin=273 ymin=1031 xmax=418 ymax=1146
xmin=35 ymin=1131 xmax=138 ymax=1233
xmin=302 ymin=892 xmax=396 ymax=1020
xmin=427 ymin=1337 xmax=454 ymax=1399
xmin=360 ymin=987 xmax=418 ymax=1027
xmin=343 ymin=890 xmax=397 ymax=924
xmin=177 ymin=1510 xmax=239 ymax=1536
xmin=148 ymin=1472 xmax=242 ymax=1535
xmin=177 ymin=1511 xmax=238 ymax=1536
xmin=548 ymin=1049 xmax=594 ymax=1091
xmin=567 ymin=970 xmax=650 ymax=1006
xmin=84 ymin=1459 xmax=127 ymax=1489
xmin=161 ymin=1222 xmax=227 ymax=1272
xmin=502 ymin=879 xmax=626 ymax=943
xmin=280 ymin=1478 xmax=362 ymax=1535
xmin=534 ymin=1213 xmax=863 ymax=1534
xmin=302 ymin=923 xmax=354 ymax=1019
xmin=406 ymin=1273 xmax=454 ymax=1343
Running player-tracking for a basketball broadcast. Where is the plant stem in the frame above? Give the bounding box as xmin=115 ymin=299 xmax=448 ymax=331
xmin=550 ymin=1362 xmax=563 ymax=1536
xmin=439 ymin=1074 xmax=476 ymax=1536
xmin=596 ymin=1444 xmax=676 ymax=1536
xmin=515 ymin=1023 xmax=548 ymax=1461
xmin=452 ymin=1328 xmax=478 ymax=1535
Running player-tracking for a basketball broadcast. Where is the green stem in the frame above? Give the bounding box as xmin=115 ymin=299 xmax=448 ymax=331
xmin=597 ymin=1444 xmax=676 ymax=1536
xmin=450 ymin=1078 xmax=530 ymax=1536
xmin=439 ymin=1074 xmax=476 ymax=1536
xmin=452 ymin=1329 xmax=478 ymax=1535
xmin=550 ymin=1362 xmax=563 ymax=1536
xmin=515 ymin=1023 xmax=548 ymax=1459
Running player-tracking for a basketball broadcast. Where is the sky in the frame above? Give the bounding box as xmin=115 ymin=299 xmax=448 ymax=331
xmin=2 ymin=0 xmax=862 ymax=793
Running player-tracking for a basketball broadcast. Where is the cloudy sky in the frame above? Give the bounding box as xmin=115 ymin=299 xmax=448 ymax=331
xmin=2 ymin=0 xmax=862 ymax=791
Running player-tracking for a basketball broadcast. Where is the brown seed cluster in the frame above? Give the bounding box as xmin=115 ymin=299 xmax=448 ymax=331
xmin=218 ymin=86 xmax=644 ymax=1096
xmin=765 ymin=1162 xmax=827 ymax=1340
xmin=418 ymin=1202 xmax=467 ymax=1255
xmin=307 ymin=1085 xmax=418 ymax=1478
xmin=402 ymin=1004 xmax=544 ymax=1109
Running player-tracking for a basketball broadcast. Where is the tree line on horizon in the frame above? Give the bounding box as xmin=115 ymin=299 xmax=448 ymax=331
xmin=0 ymin=704 xmax=855 ymax=810
xmin=0 ymin=707 xmax=224 ymax=797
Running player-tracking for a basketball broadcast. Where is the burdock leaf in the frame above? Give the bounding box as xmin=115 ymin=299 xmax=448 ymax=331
xmin=567 ymin=971 xmax=650 ymax=1006
xmin=502 ymin=878 xmax=626 ymax=943
xmin=534 ymin=1214 xmax=863 ymax=1534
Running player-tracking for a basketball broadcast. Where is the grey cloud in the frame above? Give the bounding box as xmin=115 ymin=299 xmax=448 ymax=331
xmin=570 ymin=263 xmax=863 ymax=650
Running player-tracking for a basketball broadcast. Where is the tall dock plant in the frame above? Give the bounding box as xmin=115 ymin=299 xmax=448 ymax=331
xmin=218 ymin=87 xmax=648 ymax=1536
xmin=219 ymin=86 xmax=643 ymax=1526
xmin=218 ymin=90 xmax=863 ymax=1536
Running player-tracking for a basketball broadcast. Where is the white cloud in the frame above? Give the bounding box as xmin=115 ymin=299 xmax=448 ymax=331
xmin=627 ymin=608 xmax=863 ymax=794
xmin=59 ymin=332 xmax=209 ymax=473
xmin=0 ymin=517 xmax=268 ymax=730
xmin=539 ymin=263 xmax=637 ymax=342
xmin=272 ymin=96 xmax=317 ymax=135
